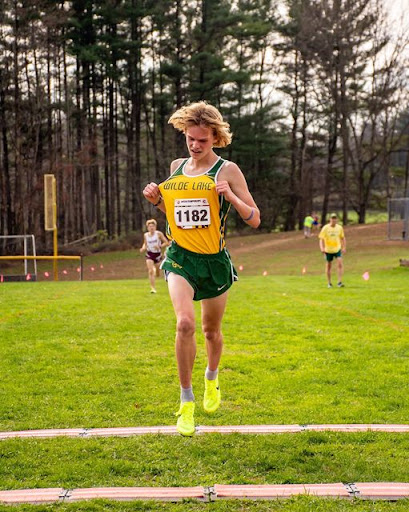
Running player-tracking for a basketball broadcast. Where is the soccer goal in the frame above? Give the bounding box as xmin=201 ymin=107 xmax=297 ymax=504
xmin=0 ymin=235 xmax=38 ymax=281
xmin=387 ymin=198 xmax=409 ymax=241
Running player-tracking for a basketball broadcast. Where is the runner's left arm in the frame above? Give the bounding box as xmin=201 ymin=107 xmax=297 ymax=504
xmin=158 ymin=231 xmax=169 ymax=247
xmin=341 ymin=233 xmax=346 ymax=253
xmin=216 ymin=163 xmax=260 ymax=228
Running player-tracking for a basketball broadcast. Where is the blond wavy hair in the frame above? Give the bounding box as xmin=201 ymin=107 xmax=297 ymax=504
xmin=168 ymin=101 xmax=232 ymax=148
xmin=146 ymin=218 xmax=157 ymax=227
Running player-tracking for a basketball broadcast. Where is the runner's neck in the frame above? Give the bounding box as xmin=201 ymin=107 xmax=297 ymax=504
xmin=184 ymin=154 xmax=219 ymax=176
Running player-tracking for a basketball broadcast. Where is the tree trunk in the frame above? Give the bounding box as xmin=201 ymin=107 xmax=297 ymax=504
xmin=285 ymin=49 xmax=300 ymax=232
xmin=322 ymin=125 xmax=338 ymax=224
xmin=0 ymin=68 xmax=14 ymax=235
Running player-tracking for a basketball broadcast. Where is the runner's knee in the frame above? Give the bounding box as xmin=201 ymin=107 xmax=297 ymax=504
xmin=202 ymin=328 xmax=221 ymax=344
xmin=177 ymin=315 xmax=195 ymax=338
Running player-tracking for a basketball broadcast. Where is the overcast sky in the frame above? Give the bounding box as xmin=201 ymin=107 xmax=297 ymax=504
xmin=384 ymin=0 xmax=409 ymax=27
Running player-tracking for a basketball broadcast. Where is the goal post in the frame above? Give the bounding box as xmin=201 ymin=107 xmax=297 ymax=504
xmin=0 ymin=235 xmax=37 ymax=281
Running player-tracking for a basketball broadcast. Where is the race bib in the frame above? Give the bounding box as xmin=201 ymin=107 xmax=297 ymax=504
xmin=174 ymin=198 xmax=211 ymax=229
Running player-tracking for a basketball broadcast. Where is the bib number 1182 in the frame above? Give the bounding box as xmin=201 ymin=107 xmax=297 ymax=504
xmin=174 ymin=198 xmax=211 ymax=229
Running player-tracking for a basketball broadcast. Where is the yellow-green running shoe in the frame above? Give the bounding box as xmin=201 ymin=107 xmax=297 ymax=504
xmin=203 ymin=376 xmax=221 ymax=413
xmin=175 ymin=401 xmax=195 ymax=436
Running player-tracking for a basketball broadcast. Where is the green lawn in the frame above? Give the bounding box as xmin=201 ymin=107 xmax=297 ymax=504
xmin=0 ymin=227 xmax=409 ymax=511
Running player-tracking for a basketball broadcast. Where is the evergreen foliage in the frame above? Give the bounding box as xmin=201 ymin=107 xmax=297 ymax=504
xmin=0 ymin=0 xmax=407 ymax=247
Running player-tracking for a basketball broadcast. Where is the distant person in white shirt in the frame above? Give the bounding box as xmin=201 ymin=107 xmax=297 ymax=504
xmin=140 ymin=219 xmax=169 ymax=293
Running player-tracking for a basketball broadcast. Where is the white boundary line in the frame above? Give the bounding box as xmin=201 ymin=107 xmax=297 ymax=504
xmin=1 ymin=424 xmax=408 ymax=440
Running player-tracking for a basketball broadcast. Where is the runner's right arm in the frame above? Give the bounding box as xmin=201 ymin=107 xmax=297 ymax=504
xmin=143 ymin=183 xmax=166 ymax=213
xmin=142 ymin=159 xmax=184 ymax=213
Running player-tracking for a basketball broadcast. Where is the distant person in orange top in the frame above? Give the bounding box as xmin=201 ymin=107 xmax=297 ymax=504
xmin=319 ymin=213 xmax=346 ymax=288
xmin=139 ymin=219 xmax=168 ymax=293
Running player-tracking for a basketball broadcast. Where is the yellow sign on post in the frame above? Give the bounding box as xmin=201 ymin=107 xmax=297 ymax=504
xmin=44 ymin=174 xmax=58 ymax=280
xmin=44 ymin=174 xmax=56 ymax=231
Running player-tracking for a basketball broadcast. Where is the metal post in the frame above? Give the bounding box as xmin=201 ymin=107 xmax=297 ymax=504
xmin=53 ymin=177 xmax=58 ymax=281
xmin=31 ymin=235 xmax=37 ymax=277
xmin=404 ymin=199 xmax=409 ymax=241
xmin=53 ymin=227 xmax=58 ymax=281
xmin=23 ymin=236 xmax=28 ymax=276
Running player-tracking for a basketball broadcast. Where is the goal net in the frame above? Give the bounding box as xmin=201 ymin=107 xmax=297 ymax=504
xmin=0 ymin=235 xmax=38 ymax=281
xmin=387 ymin=198 xmax=409 ymax=241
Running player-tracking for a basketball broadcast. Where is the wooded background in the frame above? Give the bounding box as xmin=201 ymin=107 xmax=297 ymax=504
xmin=0 ymin=0 xmax=408 ymax=250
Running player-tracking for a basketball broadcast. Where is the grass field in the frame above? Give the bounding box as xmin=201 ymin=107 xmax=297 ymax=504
xmin=0 ymin=223 xmax=408 ymax=511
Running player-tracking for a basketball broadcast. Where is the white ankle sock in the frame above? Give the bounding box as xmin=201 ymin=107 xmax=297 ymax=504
xmin=180 ymin=386 xmax=194 ymax=403
xmin=205 ymin=367 xmax=218 ymax=381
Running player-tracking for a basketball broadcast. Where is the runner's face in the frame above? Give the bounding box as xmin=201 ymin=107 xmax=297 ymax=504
xmin=147 ymin=223 xmax=156 ymax=233
xmin=185 ymin=125 xmax=215 ymax=160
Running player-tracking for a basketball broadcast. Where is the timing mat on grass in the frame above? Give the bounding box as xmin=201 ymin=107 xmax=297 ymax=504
xmin=1 ymin=424 xmax=409 ymax=440
xmin=1 ymin=483 xmax=409 ymax=504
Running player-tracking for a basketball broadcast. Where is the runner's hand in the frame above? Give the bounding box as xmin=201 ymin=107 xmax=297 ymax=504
xmin=216 ymin=180 xmax=235 ymax=202
xmin=143 ymin=182 xmax=161 ymax=205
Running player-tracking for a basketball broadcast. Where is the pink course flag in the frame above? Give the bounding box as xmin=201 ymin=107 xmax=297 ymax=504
xmin=362 ymin=271 xmax=370 ymax=281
